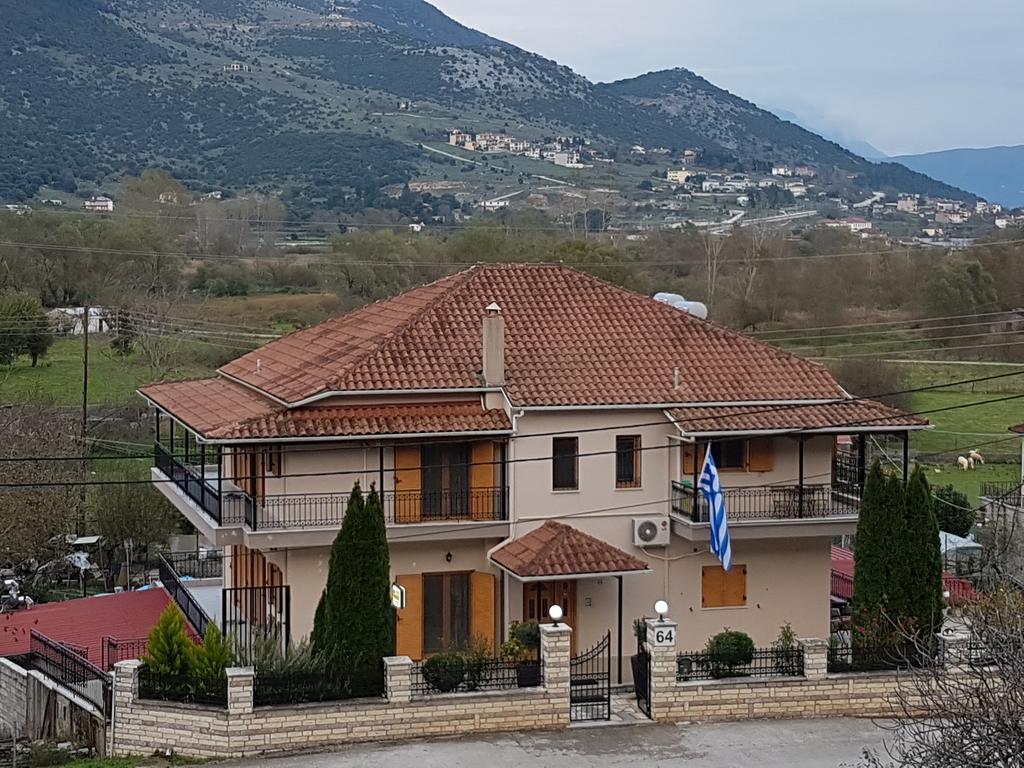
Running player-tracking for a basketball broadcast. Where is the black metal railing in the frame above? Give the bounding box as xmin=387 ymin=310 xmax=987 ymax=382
xmin=254 ymin=667 xmax=385 ymax=706
xmin=826 ymin=636 xmax=936 ymax=673
xmin=411 ymin=658 xmax=543 ymax=696
xmin=253 ymin=487 xmax=509 ymax=530
xmin=158 ymin=554 xmax=212 ymax=636
xmin=29 ymin=630 xmax=111 ymax=715
xmin=671 ymin=481 xmax=861 ymax=523
xmin=138 ymin=667 xmax=227 ymax=707
xmin=222 ymin=585 xmax=291 ymax=659
xmin=161 ymin=550 xmax=224 ymax=580
xmin=154 ymin=443 xmax=244 ymax=526
xmin=570 ymin=631 xmax=611 ymax=722
xmin=676 ymin=646 xmax=804 ymax=681
xmin=980 ymin=481 xmax=1023 ymax=506
xmin=102 ymin=636 xmax=149 ymax=671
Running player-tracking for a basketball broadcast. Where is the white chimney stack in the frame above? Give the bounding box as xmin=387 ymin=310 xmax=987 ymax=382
xmin=482 ymin=302 xmax=505 ymax=386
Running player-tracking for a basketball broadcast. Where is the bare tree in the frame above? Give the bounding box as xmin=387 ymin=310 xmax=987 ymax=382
xmin=860 ymin=590 xmax=1024 ymax=768
xmin=700 ymin=230 xmax=725 ymax=305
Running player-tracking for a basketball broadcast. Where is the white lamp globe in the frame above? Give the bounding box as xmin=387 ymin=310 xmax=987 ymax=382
xmin=548 ymin=604 xmax=564 ymax=623
xmin=654 ymin=600 xmax=669 ymax=618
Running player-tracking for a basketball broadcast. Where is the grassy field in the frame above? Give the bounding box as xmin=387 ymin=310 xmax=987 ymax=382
xmin=0 ymin=337 xmax=215 ymax=406
xmin=910 ymin=389 xmax=1021 ymax=457
xmin=922 ymin=461 xmax=1019 ymax=506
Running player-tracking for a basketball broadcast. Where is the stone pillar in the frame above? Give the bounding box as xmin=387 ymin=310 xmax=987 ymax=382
xmin=110 ymin=660 xmax=142 ymax=757
xmin=225 ymin=667 xmax=254 ymax=715
xmin=937 ymin=631 xmax=971 ymax=669
xmin=645 ymin=618 xmax=678 ymax=722
xmin=800 ymin=638 xmax=828 ymax=680
xmin=384 ymin=656 xmax=414 ymax=703
xmin=540 ymin=622 xmax=572 ymax=725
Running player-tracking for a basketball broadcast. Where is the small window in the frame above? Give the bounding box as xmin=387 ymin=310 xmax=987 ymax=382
xmin=552 ymin=437 xmax=579 ymax=490
xmin=702 ymin=564 xmax=748 ymax=608
xmin=615 ymin=435 xmax=641 ymax=488
xmin=264 ymin=446 xmax=284 ymax=477
xmin=711 ymin=439 xmax=747 ymax=471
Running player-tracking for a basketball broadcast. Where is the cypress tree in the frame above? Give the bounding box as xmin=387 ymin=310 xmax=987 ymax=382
xmin=144 ymin=604 xmax=197 ymax=676
xmin=310 ymin=482 xmax=395 ymax=672
xmin=903 ymin=466 xmax=945 ymax=637
xmin=193 ymin=623 xmax=234 ymax=679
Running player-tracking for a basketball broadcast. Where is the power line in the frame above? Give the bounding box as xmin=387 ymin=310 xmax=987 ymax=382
xmin=751 ymin=309 xmax=1021 ymax=339
xmin=3 ymin=390 xmax=1022 ymax=487
xmin=789 ymin=329 xmax=1024 ymax=354
xmin=824 ymin=338 xmax=1024 ymax=359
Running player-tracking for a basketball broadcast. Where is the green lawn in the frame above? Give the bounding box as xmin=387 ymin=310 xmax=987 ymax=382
xmin=921 ymin=461 xmax=1019 ymax=507
xmin=0 ymin=337 xmax=215 ymax=407
xmin=910 ymin=389 xmax=1022 ymax=458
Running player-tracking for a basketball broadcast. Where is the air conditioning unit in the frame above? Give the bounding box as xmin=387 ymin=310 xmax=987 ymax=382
xmin=633 ymin=516 xmax=670 ymax=547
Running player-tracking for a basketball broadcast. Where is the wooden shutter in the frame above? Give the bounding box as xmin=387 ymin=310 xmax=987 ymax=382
xmin=393 ymin=446 xmax=421 ymax=523
xmin=701 ymin=564 xmax=747 ymax=608
xmin=682 ymin=442 xmax=701 ymax=476
xmin=747 ymin=438 xmax=774 ymax=473
xmin=396 ymin=574 xmax=423 ymax=659
xmin=470 ymin=572 xmax=496 ymax=651
xmin=469 ymin=442 xmax=495 ymax=520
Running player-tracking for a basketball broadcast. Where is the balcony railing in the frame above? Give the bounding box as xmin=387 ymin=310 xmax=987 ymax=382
xmin=980 ymin=481 xmax=1023 ymax=507
xmin=154 ymin=443 xmax=250 ymax=526
xmin=254 ymin=487 xmax=509 ymax=531
xmin=671 ymin=480 xmax=861 ymax=523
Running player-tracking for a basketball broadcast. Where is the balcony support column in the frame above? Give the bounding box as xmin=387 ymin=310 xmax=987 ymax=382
xmin=901 ymin=432 xmax=909 ymax=483
xmin=798 ymin=436 xmax=805 ymax=518
xmin=856 ymin=434 xmax=867 ymax=488
xmin=692 ymin=441 xmax=700 ymax=522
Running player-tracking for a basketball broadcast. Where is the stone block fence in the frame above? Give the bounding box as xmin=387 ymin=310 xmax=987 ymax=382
xmin=109 ymin=617 xmax=973 ymax=759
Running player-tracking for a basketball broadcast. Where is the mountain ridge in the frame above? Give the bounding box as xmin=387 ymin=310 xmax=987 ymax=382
xmin=894 ymin=145 xmax=1024 ymax=208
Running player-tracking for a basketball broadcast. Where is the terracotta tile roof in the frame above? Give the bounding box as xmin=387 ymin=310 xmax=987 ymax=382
xmin=667 ymin=399 xmax=929 ymax=435
xmin=216 ymin=264 xmax=849 ymax=407
xmin=490 ymin=520 xmax=649 ymax=579
xmin=209 ymin=401 xmax=512 ymax=440
xmin=138 ymin=377 xmax=510 ymax=440
xmin=0 ymin=588 xmax=177 ymax=663
xmin=139 ymin=377 xmax=277 ymax=436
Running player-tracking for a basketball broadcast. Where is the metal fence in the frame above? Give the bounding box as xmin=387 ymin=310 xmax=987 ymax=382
xmin=222 ymin=584 xmax=291 ymax=659
xmin=138 ymin=667 xmax=228 ymax=707
xmin=158 ymin=554 xmax=211 ymax=636
xmin=980 ymin=481 xmax=1022 ymax=507
xmin=102 ymin=636 xmax=149 ymax=671
xmin=253 ymin=668 xmax=385 ymax=706
xmin=29 ymin=630 xmax=111 ymax=715
xmin=676 ymin=646 xmax=804 ymax=682
xmin=411 ymin=658 xmax=543 ymax=696
xmin=162 ymin=551 xmax=224 ymax=580
xmin=826 ymin=637 xmax=936 ymax=673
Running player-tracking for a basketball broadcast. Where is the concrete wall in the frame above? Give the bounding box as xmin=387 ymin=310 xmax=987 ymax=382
xmin=110 ymin=624 xmax=572 ymax=759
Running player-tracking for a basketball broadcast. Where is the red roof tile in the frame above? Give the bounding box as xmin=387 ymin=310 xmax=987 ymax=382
xmin=667 ymin=399 xmax=929 ymax=435
xmin=0 ymin=588 xmax=176 ymax=664
xmin=215 ymin=264 xmax=848 ymax=407
xmin=490 ymin=520 xmax=649 ymax=578
xmin=139 ymin=378 xmax=277 ymax=435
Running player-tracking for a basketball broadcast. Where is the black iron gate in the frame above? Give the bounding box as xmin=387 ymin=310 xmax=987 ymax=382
xmin=222 ymin=585 xmax=291 ymax=659
xmin=634 ymin=634 xmax=652 ymax=719
xmin=570 ymin=631 xmax=611 ymax=722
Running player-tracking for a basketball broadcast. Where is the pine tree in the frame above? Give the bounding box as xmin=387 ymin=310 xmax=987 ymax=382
xmin=902 ymin=466 xmax=945 ymax=637
xmin=311 ymin=482 xmax=395 ymax=672
xmin=193 ymin=622 xmax=234 ymax=679
xmin=144 ymin=604 xmax=197 ymax=676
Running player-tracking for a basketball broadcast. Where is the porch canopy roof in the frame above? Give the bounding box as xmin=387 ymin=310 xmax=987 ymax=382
xmin=138 ymin=377 xmax=512 ymax=443
xmin=665 ymin=398 xmax=930 ymax=438
xmin=490 ymin=520 xmax=651 ymax=582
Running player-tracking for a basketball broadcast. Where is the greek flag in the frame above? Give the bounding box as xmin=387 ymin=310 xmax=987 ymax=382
xmin=699 ymin=445 xmax=733 ymax=571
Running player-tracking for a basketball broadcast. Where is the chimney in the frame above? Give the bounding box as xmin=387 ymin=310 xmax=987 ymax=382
xmin=482 ymin=302 xmax=505 ymax=386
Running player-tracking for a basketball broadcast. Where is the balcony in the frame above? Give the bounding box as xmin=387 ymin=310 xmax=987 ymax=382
xmin=670 ymin=480 xmax=862 ymax=540
xmin=154 ymin=444 xmax=508 ymax=539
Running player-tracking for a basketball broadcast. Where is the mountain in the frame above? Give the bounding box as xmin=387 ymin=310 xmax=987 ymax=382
xmin=0 ymin=0 xmax=973 ymax=206
xmin=768 ymin=107 xmax=888 ymax=161
xmin=894 ymin=146 xmax=1024 ymax=208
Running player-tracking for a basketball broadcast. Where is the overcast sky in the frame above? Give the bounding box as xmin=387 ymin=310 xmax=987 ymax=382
xmin=431 ymin=0 xmax=1023 ymax=156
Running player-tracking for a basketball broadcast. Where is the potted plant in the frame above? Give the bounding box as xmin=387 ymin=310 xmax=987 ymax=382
xmin=503 ymin=621 xmax=542 ymax=688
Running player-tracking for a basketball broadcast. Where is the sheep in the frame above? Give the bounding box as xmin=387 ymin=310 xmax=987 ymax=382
xmin=957 ymin=456 xmax=970 ymax=471
xmin=969 ymin=449 xmax=985 ymax=465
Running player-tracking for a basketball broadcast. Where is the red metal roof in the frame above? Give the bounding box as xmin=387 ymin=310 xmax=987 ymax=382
xmin=0 ymin=588 xmax=175 ymax=664
xmin=490 ymin=520 xmax=649 ymax=579
xmin=830 ymin=546 xmax=977 ymax=605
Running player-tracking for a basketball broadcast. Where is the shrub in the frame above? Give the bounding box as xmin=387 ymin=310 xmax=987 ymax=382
xmin=705 ymin=629 xmax=755 ymax=677
xmin=193 ymin=622 xmax=234 ymax=679
xmin=772 ymin=621 xmax=800 ymax=675
xmin=143 ymin=604 xmax=197 ymax=676
xmin=421 ymin=652 xmax=465 ymax=693
xmin=932 ymin=484 xmax=974 ymax=537
xmin=462 ymin=636 xmax=493 ymax=691
xmin=510 ymin=620 xmax=540 ymax=655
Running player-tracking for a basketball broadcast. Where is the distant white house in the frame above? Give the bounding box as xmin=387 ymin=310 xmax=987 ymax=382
xmin=223 ymin=61 xmax=251 ymax=73
xmin=2 ymin=204 xmax=31 ymax=215
xmin=83 ymin=196 xmax=114 ymax=213
xmin=47 ymin=307 xmax=116 ymax=335
xmin=667 ymin=168 xmax=692 ymax=184
xmin=771 ymin=165 xmax=794 ymax=177
xmin=824 ymin=216 xmax=872 ymax=233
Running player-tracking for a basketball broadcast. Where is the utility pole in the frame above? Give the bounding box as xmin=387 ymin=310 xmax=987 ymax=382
xmin=79 ymin=302 xmax=90 ymax=537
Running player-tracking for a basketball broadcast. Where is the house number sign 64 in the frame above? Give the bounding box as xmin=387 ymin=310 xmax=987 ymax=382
xmin=651 ymin=627 xmax=675 ymax=647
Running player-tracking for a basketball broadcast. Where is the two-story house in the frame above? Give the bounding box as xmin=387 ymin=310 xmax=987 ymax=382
xmin=139 ymin=264 xmax=926 ymax=678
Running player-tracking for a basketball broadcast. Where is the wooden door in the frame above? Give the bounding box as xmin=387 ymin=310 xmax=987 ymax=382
xmin=393 ymin=446 xmax=421 ymax=523
xmin=523 ymin=580 xmax=577 ymax=653
xmin=470 ymin=441 xmax=496 ymax=520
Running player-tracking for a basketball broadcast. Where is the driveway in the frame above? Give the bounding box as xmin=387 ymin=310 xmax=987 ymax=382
xmin=225 ymin=718 xmax=887 ymax=768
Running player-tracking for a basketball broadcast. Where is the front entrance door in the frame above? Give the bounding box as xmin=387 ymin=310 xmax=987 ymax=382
xmin=523 ymin=580 xmax=577 ymax=653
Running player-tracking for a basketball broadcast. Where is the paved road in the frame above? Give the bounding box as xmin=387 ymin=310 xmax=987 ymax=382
xmin=226 ymin=719 xmax=886 ymax=768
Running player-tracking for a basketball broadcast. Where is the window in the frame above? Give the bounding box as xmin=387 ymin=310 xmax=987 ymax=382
xmin=711 ymin=439 xmax=747 ymax=471
xmin=552 ymin=437 xmax=579 ymax=490
xmin=701 ymin=564 xmax=748 ymax=608
xmin=264 ymin=446 xmax=284 ymax=477
xmin=615 ymin=435 xmax=641 ymax=488
xmin=423 ymin=573 xmax=471 ymax=653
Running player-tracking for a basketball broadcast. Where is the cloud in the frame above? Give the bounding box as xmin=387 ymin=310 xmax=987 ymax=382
xmin=429 ymin=0 xmax=1024 ymax=154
